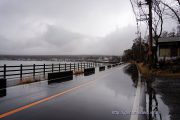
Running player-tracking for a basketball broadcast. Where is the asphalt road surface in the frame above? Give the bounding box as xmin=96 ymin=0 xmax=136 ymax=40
xmin=0 ymin=64 xmax=146 ymax=120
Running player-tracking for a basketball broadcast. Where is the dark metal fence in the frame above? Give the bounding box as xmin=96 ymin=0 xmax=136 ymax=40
xmin=0 ymin=62 xmax=97 ymax=80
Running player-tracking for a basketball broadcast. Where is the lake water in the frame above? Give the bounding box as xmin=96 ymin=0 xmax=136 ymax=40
xmin=0 ymin=60 xmax=69 ymax=66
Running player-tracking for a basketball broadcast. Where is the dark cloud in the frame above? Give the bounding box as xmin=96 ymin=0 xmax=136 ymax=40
xmin=0 ymin=0 xmax=137 ymax=55
xmin=99 ymin=26 xmax=136 ymax=55
xmin=43 ymin=25 xmax=84 ymax=47
xmin=0 ymin=24 xmax=136 ymax=55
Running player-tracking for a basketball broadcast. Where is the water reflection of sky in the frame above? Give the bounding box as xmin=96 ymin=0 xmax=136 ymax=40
xmin=46 ymin=67 xmax=136 ymax=120
xmin=94 ymin=66 xmax=136 ymax=112
xmin=0 ymin=60 xmax=70 ymax=66
xmin=152 ymin=77 xmax=180 ymax=120
xmin=156 ymin=95 xmax=170 ymax=120
xmin=0 ymin=65 xmax=138 ymax=120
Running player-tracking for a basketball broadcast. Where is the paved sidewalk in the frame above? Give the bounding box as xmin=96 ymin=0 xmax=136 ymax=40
xmin=151 ymin=77 xmax=180 ymax=120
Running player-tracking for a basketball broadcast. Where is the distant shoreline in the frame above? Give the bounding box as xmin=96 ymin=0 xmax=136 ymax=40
xmin=0 ymin=55 xmax=121 ymax=63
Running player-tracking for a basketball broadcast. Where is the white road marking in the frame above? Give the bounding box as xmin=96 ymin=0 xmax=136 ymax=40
xmin=130 ymin=71 xmax=141 ymax=120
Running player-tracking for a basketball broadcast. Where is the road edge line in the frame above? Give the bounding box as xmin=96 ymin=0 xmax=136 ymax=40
xmin=130 ymin=68 xmax=141 ymax=120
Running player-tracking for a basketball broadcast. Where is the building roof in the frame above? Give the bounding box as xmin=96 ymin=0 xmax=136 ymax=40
xmin=158 ymin=36 xmax=180 ymax=43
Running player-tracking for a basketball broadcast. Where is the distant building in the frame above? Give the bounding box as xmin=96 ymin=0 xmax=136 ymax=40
xmin=157 ymin=37 xmax=180 ymax=60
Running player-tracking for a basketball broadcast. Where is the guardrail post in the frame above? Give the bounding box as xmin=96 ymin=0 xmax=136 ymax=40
xmin=81 ymin=63 xmax=82 ymax=69
xmin=3 ymin=64 xmax=6 ymax=79
xmin=52 ymin=64 xmax=54 ymax=73
xmin=74 ymin=63 xmax=75 ymax=70
xmin=59 ymin=63 xmax=60 ymax=72
xmin=43 ymin=64 xmax=45 ymax=77
xmin=20 ymin=64 xmax=22 ymax=80
xmin=84 ymin=63 xmax=85 ymax=69
xmin=33 ymin=64 xmax=35 ymax=79
xmin=70 ymin=63 xmax=71 ymax=71
xmin=65 ymin=63 xmax=66 ymax=71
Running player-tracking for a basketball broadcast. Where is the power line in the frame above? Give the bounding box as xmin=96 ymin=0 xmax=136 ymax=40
xmin=130 ymin=0 xmax=141 ymax=38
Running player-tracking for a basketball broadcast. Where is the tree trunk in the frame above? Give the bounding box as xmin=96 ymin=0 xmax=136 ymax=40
xmin=154 ymin=37 xmax=158 ymax=68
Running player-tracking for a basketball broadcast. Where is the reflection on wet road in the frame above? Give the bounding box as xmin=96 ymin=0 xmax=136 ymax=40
xmin=0 ymin=64 xmax=144 ymax=120
xmin=149 ymin=77 xmax=180 ymax=120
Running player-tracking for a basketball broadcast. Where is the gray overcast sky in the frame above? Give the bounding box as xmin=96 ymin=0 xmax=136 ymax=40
xmin=0 ymin=0 xmax=138 ymax=55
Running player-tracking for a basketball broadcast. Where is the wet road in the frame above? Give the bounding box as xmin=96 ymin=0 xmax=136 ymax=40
xmin=0 ymin=64 xmax=143 ymax=120
xmin=148 ymin=77 xmax=180 ymax=120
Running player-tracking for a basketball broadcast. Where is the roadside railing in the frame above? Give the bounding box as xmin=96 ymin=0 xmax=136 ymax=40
xmin=0 ymin=62 xmax=97 ymax=81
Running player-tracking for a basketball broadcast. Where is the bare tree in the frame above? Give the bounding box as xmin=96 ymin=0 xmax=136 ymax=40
xmin=152 ymin=0 xmax=165 ymax=65
xmin=160 ymin=0 xmax=180 ymax=24
xmin=130 ymin=0 xmax=165 ymax=65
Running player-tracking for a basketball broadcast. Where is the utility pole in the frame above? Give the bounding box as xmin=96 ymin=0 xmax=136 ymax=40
xmin=136 ymin=0 xmax=153 ymax=64
xmin=147 ymin=0 xmax=153 ymax=67
xmin=146 ymin=2 xmax=153 ymax=119
xmin=140 ymin=32 xmax=142 ymax=61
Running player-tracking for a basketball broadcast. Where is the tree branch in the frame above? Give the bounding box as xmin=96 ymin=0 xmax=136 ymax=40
xmin=161 ymin=1 xmax=180 ymax=24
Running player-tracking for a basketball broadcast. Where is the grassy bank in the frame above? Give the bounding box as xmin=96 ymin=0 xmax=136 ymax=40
xmin=136 ymin=62 xmax=180 ymax=78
